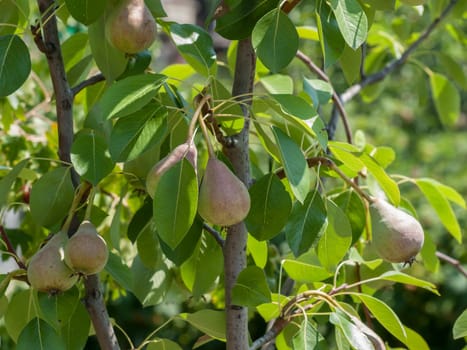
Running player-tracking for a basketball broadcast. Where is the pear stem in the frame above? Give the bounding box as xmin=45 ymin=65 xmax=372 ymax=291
xmin=187 ymin=94 xmax=212 ymax=144
xmin=197 ymin=104 xmax=216 ymax=159
xmin=84 ymin=186 xmax=97 ymax=221
xmin=62 ymin=181 xmax=91 ymax=233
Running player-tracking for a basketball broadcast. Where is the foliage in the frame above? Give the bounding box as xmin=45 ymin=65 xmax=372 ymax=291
xmin=0 ymin=0 xmax=466 ymax=349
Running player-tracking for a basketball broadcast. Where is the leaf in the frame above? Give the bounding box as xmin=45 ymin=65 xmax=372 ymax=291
xmin=333 ymin=190 xmax=366 ymax=244
xmin=282 ymin=260 xmax=332 ymax=283
xmin=361 ymin=153 xmax=400 ymax=206
xmin=88 ymin=12 xmax=127 ymax=81
xmin=245 ymin=173 xmax=292 ymax=241
xmin=131 ymin=255 xmax=172 ymax=307
xmin=180 ymin=233 xmax=223 ymax=298
xmin=37 ymin=288 xmax=79 ymax=331
xmin=284 ymin=190 xmax=327 ymax=257
xmin=209 ymin=79 xmax=244 ymax=135
xmin=315 ymin=5 xmax=345 ymax=67
xmin=215 ymin=0 xmax=278 ymax=40
xmin=329 ymin=0 xmax=368 ymax=49
xmin=453 ymin=308 xmax=467 ymax=339
xmin=153 ymin=159 xmax=198 ymax=249
xmin=317 ymin=200 xmax=352 ymax=270
xmin=429 ymin=72 xmax=460 ymax=127
xmin=271 ymin=94 xmax=318 ymax=120
xmin=348 ymin=293 xmax=407 ymax=344
xmin=167 ymin=23 xmax=217 ymax=76
xmin=404 ymin=326 xmax=429 ymax=350
xmin=99 ymin=73 xmax=166 ymax=120
xmin=17 ymin=318 xmax=65 ymax=350
xmin=60 ymin=302 xmax=90 ymax=350
xmin=252 ymin=9 xmax=299 ymax=73
xmin=109 ymin=102 xmax=167 ymax=162
xmin=247 ymin=234 xmax=268 ymax=268
xmin=420 ymin=232 xmax=439 ymax=273
xmin=330 ymin=310 xmax=374 ymax=350
xmin=4 ymin=290 xmax=37 ymax=342
xmin=147 ymin=339 xmax=183 ymax=350
xmin=0 ymin=0 xmax=29 ymax=36
xmin=378 ymin=271 xmax=439 ymax=295
xmin=178 ymin=310 xmax=226 ymax=341
xmin=0 ymin=35 xmax=31 ymax=97
xmin=271 ymin=126 xmax=311 ymax=203
xmin=415 ymin=178 xmax=462 ymax=242
xmin=260 ymin=74 xmax=294 ymax=94
xmin=105 ymin=252 xmax=133 ymax=291
xmin=0 ymin=159 xmax=28 ymax=208
xmin=65 ymin=0 xmax=106 ymax=25
xmin=29 ymin=167 xmax=74 ymax=228
xmin=136 ymin=222 xmax=160 ymax=269
xmin=71 ymin=129 xmax=115 ymax=185
xmin=232 ymin=266 xmax=271 ymax=307
xmin=340 ymin=44 xmax=362 ymax=84
xmin=303 ymin=78 xmax=333 ymax=108
xmin=292 ymin=320 xmax=320 ymax=350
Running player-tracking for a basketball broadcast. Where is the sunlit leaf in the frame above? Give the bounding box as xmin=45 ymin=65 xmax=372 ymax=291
xmin=429 ymin=72 xmax=460 ymax=127
xmin=271 ymin=94 xmax=317 ymax=120
xmin=292 ymin=320 xmax=320 ymax=350
xmin=378 ymin=271 xmax=439 ymax=295
xmin=453 ymin=308 xmax=467 ymax=339
xmin=329 ymin=0 xmax=368 ymax=49
xmin=330 ymin=310 xmax=374 ymax=350
xmin=178 ymin=310 xmax=226 ymax=341
xmin=282 ymin=259 xmax=332 ymax=283
xmin=247 ymin=234 xmax=268 ymax=268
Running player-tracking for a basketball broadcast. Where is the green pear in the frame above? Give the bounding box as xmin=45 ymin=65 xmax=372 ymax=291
xmin=27 ymin=231 xmax=78 ymax=295
xmin=198 ymin=157 xmax=250 ymax=226
xmin=370 ymin=198 xmax=424 ymax=263
xmin=64 ymin=221 xmax=109 ymax=276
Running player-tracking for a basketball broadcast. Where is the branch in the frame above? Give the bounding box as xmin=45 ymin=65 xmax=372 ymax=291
xmin=295 ymin=50 xmax=352 ymax=143
xmin=202 ymin=223 xmax=225 ymax=248
xmin=222 ymin=38 xmax=256 ymax=350
xmin=0 ymin=225 xmax=27 ymax=270
xmin=71 ymin=73 xmax=105 ymax=97
xmin=436 ymin=251 xmax=467 ymax=278
xmin=33 ymin=2 xmax=120 ymax=349
xmin=340 ymin=0 xmax=458 ymax=104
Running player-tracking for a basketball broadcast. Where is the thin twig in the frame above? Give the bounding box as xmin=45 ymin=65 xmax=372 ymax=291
xmin=340 ymin=0 xmax=458 ymax=104
xmin=0 ymin=225 xmax=27 ymax=270
xmin=71 ymin=73 xmax=105 ymax=97
xmin=202 ymin=223 xmax=225 ymax=248
xmin=436 ymin=251 xmax=467 ymax=278
xmin=295 ymin=50 xmax=353 ymax=144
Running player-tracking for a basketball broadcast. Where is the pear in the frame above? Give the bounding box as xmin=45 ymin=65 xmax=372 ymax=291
xmin=198 ymin=157 xmax=250 ymax=226
xmin=370 ymin=198 xmax=424 ymax=263
xmin=27 ymin=231 xmax=78 ymax=295
xmin=64 ymin=221 xmax=109 ymax=276
xmin=146 ymin=142 xmax=198 ymax=198
xmin=105 ymin=0 xmax=157 ymax=54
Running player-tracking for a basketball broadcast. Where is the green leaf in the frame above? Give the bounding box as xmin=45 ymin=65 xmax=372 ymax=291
xmin=88 ymin=12 xmax=127 ymax=81
xmin=37 ymin=288 xmax=79 ymax=331
xmin=246 ymin=173 xmax=292 ymax=241
xmin=232 ymin=266 xmax=271 ymax=307
xmin=361 ymin=153 xmax=400 ymax=205
xmin=420 ymin=233 xmax=439 ymax=273
xmin=167 ymin=23 xmax=217 ymax=76
xmin=348 ymin=293 xmax=407 ymax=344
xmin=303 ymin=78 xmax=333 ymax=108
xmin=328 ymin=141 xmax=365 ymax=173
xmin=65 ymin=0 xmax=106 ymax=25
xmin=136 ymin=222 xmax=160 ymax=269
xmin=105 ymin=252 xmax=133 ymax=291
xmin=330 ymin=310 xmax=374 ymax=350
xmin=180 ymin=233 xmax=223 ymax=298
xmin=71 ymin=129 xmax=115 ymax=185
xmin=252 ymin=9 xmax=299 ymax=73
xmin=60 ymin=302 xmax=90 ymax=350
xmin=131 ymin=255 xmax=172 ymax=307
xmin=284 ymin=190 xmax=327 ymax=257
xmin=271 ymin=126 xmax=311 ymax=203
xmin=0 ymin=35 xmax=31 ymax=97
xmin=415 ymin=178 xmax=462 ymax=242
xmin=178 ymin=310 xmax=226 ymax=341
xmin=17 ymin=318 xmax=65 ymax=350
xmin=340 ymin=44 xmax=362 ymax=84
xmin=29 ymin=167 xmax=74 ymax=229
xmin=260 ymin=74 xmax=294 ymax=94
xmin=292 ymin=320 xmax=320 ymax=350
xmin=99 ymin=73 xmax=166 ymax=120
xmin=153 ymin=159 xmax=198 ymax=249
xmin=247 ymin=234 xmax=268 ymax=268
xmin=4 ymin=290 xmax=37 ymax=342
xmin=282 ymin=259 xmax=332 ymax=283
xmin=453 ymin=308 xmax=467 ymax=339
xmin=215 ymin=0 xmax=278 ymax=40
xmin=429 ymin=72 xmax=460 ymax=127
xmin=404 ymin=326 xmax=429 ymax=350
xmin=329 ymin=0 xmax=368 ymax=49
xmin=271 ymin=94 xmax=318 ymax=120
xmin=333 ymin=190 xmax=366 ymax=244
xmin=316 ymin=5 xmax=345 ymax=67
xmin=109 ymin=102 xmax=167 ymax=162
xmin=147 ymin=339 xmax=183 ymax=350
xmin=317 ymin=200 xmax=352 ymax=270
xmin=0 ymin=0 xmax=29 ymax=36
xmin=0 ymin=159 xmax=28 ymax=208
xmin=378 ymin=271 xmax=439 ymax=295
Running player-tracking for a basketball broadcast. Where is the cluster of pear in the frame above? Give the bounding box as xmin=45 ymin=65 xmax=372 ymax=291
xmin=146 ymin=141 xmax=251 ymax=227
xmin=27 ymin=221 xmax=109 ymax=295
xmin=105 ymin=0 xmax=157 ymax=54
